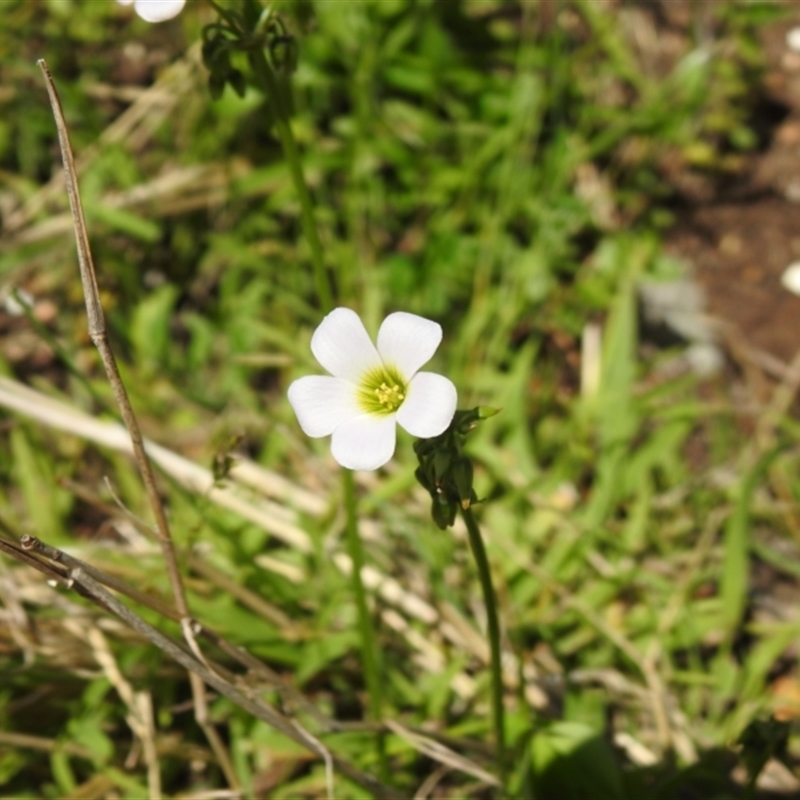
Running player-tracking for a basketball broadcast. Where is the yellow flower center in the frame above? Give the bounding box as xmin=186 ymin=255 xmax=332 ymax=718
xmin=374 ymin=382 xmax=405 ymax=410
xmin=357 ymin=366 xmax=408 ymax=416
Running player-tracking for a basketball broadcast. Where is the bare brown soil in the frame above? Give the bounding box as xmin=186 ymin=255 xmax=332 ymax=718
xmin=666 ymin=8 xmax=800 ymax=365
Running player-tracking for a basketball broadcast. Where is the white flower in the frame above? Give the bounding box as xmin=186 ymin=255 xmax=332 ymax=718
xmin=288 ymin=308 xmax=457 ymax=471
xmin=117 ymin=0 xmax=186 ymax=23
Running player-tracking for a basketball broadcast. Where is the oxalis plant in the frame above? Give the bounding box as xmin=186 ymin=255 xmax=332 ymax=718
xmin=287 ymin=309 xmax=505 ymax=784
xmin=6 ymin=1 xmax=508 ymax=797
xmin=202 ymin=0 xmax=510 ymax=791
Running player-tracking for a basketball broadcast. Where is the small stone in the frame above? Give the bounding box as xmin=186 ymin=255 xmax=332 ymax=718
xmin=685 ymin=342 xmax=724 ymax=377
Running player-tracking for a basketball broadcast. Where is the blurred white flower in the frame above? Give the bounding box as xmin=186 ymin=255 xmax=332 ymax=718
xmin=117 ymin=0 xmax=186 ymax=23
xmin=288 ymin=308 xmax=457 ymax=471
xmin=781 ymin=261 xmax=800 ymax=296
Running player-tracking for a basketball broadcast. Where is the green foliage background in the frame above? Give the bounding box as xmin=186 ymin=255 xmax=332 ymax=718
xmin=0 ymin=1 xmax=797 ymax=798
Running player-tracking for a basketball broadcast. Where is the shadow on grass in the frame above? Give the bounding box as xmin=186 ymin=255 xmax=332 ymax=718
xmin=527 ymin=721 xmax=798 ymax=800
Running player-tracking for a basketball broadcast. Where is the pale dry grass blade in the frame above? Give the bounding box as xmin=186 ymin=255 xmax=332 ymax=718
xmin=229 ymin=458 xmax=326 ymax=517
xmin=385 ymin=719 xmax=501 ymax=788
xmin=7 ymin=163 xmax=238 ymax=248
xmin=0 ymin=375 xmax=312 ymax=551
xmin=66 ymin=620 xmax=162 ymax=799
xmin=4 ymin=47 xmax=204 ymax=235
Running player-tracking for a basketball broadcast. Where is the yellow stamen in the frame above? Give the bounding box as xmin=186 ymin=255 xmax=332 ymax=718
xmin=374 ymin=382 xmax=405 ymax=410
xmin=357 ymin=365 xmax=408 ymax=415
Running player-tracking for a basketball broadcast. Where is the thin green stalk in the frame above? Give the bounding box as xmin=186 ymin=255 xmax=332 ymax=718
xmin=343 ymin=468 xmax=388 ymax=780
xmin=249 ymin=48 xmax=334 ymax=314
xmin=249 ymin=47 xmax=386 ymax=779
xmin=461 ymin=505 xmax=507 ymax=786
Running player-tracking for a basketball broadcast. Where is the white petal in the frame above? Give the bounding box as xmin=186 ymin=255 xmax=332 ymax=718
xmin=331 ymin=414 xmax=397 ymax=470
xmin=287 ymin=375 xmax=359 ymax=437
xmin=311 ymin=308 xmax=382 ymax=382
xmin=781 ymin=261 xmax=800 ymax=296
xmin=396 ymin=372 xmax=457 ymax=438
xmin=133 ymin=0 xmax=185 ymax=22
xmin=377 ymin=312 xmax=443 ymax=378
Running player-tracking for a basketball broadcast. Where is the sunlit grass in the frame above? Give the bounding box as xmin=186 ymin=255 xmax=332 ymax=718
xmin=0 ymin=1 xmax=797 ymax=798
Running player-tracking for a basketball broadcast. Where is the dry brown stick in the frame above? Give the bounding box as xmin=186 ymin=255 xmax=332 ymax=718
xmin=36 ymin=58 xmax=240 ymax=787
xmin=64 ymin=476 xmax=299 ymax=631
xmin=37 ymin=58 xmax=189 ymax=625
xmin=14 ymin=524 xmax=341 ymax=734
xmin=1 ymin=527 xmax=494 ymax=791
xmin=0 ymin=731 xmax=93 ymax=760
xmin=11 ymin=535 xmax=400 ymax=800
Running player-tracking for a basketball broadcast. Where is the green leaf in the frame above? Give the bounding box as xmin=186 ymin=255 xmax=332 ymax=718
xmin=49 ymin=750 xmax=76 ymax=797
xmin=296 ymin=630 xmax=358 ymax=685
xmin=67 ymin=713 xmax=113 ymax=764
xmin=720 ymin=449 xmax=780 ymax=638
xmin=10 ymin=427 xmax=67 ymax=541
xmin=84 ymin=201 xmax=161 ymax=243
xmin=129 ymin=284 xmax=179 ymax=375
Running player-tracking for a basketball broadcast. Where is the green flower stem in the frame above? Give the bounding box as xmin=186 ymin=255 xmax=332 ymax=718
xmin=249 ymin=48 xmax=334 ymax=315
xmin=251 ymin=38 xmax=385 ymax=781
xmin=461 ymin=505 xmax=507 ymax=785
xmin=344 ymin=468 xmax=388 ymax=780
